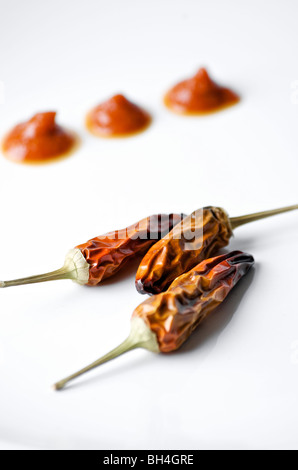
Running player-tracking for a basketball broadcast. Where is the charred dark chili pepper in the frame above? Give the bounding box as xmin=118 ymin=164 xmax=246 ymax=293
xmin=54 ymin=251 xmax=254 ymax=390
xmin=0 ymin=214 xmax=184 ymax=288
xmin=136 ymin=204 xmax=298 ymax=295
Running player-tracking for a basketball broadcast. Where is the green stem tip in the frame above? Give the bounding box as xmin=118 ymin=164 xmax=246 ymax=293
xmin=53 ymin=318 xmax=159 ymax=391
xmin=0 ymin=266 xmax=73 ymax=288
xmin=230 ymin=204 xmax=298 ymax=230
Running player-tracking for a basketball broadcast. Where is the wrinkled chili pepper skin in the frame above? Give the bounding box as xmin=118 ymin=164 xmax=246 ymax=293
xmin=76 ymin=214 xmax=185 ymax=286
xmin=136 ymin=206 xmax=233 ymax=295
xmin=133 ymin=251 xmax=254 ymax=352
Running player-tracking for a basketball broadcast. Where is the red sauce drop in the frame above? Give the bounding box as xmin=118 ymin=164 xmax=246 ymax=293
xmin=164 ymin=68 xmax=240 ymax=114
xmin=2 ymin=112 xmax=77 ymax=164
xmin=86 ymin=94 xmax=151 ymax=137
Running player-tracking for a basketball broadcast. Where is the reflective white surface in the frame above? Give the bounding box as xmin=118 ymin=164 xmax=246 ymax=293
xmin=0 ymin=0 xmax=298 ymax=450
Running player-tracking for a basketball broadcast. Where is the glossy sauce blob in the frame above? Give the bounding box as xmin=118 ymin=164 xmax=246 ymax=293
xmin=2 ymin=112 xmax=77 ymax=164
xmin=86 ymin=94 xmax=151 ymax=137
xmin=164 ymin=68 xmax=240 ymax=114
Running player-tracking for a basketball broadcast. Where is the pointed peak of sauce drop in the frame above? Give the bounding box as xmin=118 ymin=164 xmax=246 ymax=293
xmin=110 ymin=94 xmax=128 ymax=104
xmin=194 ymin=67 xmax=213 ymax=82
xmin=29 ymin=111 xmax=57 ymax=133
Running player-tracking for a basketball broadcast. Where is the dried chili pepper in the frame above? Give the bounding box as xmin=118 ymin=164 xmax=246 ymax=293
xmin=54 ymin=251 xmax=254 ymax=390
xmin=136 ymin=204 xmax=298 ymax=295
xmin=0 ymin=214 xmax=184 ymax=288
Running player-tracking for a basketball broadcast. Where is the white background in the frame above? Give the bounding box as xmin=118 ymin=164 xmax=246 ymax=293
xmin=0 ymin=0 xmax=298 ymax=450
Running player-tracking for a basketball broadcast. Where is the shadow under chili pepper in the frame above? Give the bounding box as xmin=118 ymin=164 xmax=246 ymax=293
xmin=175 ymin=264 xmax=256 ymax=356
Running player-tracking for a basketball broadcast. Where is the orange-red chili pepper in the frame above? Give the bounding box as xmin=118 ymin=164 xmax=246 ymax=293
xmin=54 ymin=251 xmax=254 ymax=390
xmin=0 ymin=214 xmax=184 ymax=288
xmin=136 ymin=204 xmax=298 ymax=295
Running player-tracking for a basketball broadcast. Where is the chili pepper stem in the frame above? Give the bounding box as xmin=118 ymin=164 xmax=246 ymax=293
xmin=53 ymin=318 xmax=159 ymax=391
xmin=0 ymin=249 xmax=89 ymax=288
xmin=230 ymin=204 xmax=298 ymax=229
xmin=0 ymin=267 xmax=74 ymax=288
